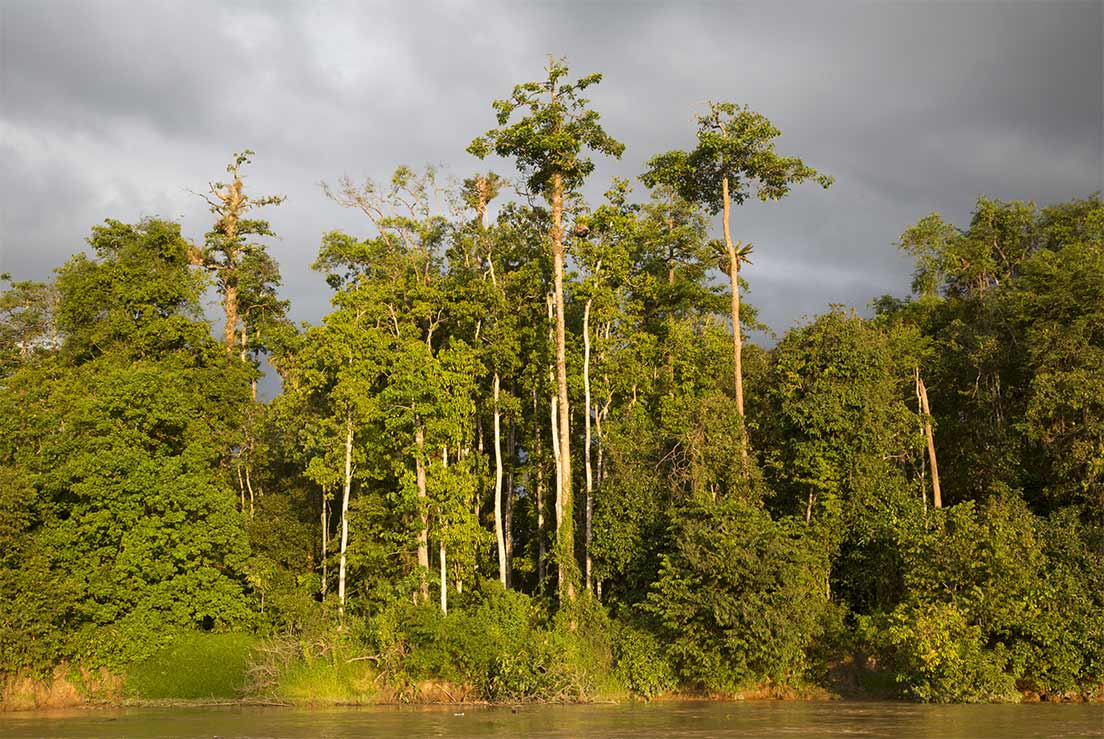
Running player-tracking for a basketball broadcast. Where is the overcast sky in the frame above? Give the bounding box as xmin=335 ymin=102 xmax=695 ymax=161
xmin=2 ymin=0 xmax=1101 ymax=343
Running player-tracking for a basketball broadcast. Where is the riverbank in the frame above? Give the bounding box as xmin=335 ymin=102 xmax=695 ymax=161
xmin=4 ymin=667 xmax=1099 ymax=713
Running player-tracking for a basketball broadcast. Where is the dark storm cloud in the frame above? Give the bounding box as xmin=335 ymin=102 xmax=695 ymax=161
xmin=1 ymin=0 xmax=1101 ymax=341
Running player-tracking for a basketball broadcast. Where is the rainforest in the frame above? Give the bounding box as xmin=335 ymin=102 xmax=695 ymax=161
xmin=1 ymin=61 xmax=1101 ymax=709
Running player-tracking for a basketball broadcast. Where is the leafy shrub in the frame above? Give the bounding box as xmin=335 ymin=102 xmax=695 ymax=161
xmin=643 ymin=497 xmax=831 ymax=691
xmin=877 ymin=602 xmax=1017 ymax=702
xmin=611 ymin=620 xmax=675 ymax=699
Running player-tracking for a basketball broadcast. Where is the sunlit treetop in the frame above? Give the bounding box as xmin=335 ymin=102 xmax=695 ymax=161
xmin=468 ymin=57 xmax=625 ymax=196
xmin=642 ymin=101 xmax=833 ymax=214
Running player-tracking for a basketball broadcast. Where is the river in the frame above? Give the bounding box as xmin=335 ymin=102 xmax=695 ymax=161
xmin=1 ymin=701 xmax=1101 ymax=738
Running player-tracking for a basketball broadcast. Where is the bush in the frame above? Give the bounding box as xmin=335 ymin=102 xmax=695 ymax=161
xmin=611 ymin=621 xmax=675 ymax=699
xmin=367 ymin=583 xmax=620 ymax=702
xmin=877 ymin=602 xmax=1017 ymax=703
xmin=643 ymin=497 xmax=831 ymax=691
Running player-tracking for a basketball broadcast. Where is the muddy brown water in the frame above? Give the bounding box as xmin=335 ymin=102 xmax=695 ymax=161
xmin=0 ymin=701 xmax=1101 ymax=738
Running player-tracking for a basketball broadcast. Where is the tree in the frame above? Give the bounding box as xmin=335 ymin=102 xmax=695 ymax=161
xmin=469 ymin=57 xmax=624 ymax=602
xmin=193 ymin=151 xmax=285 ymax=352
xmin=643 ymin=102 xmax=832 ymax=465
xmin=0 ymin=275 xmax=59 ymax=374
xmin=0 ymin=219 xmax=254 ymax=668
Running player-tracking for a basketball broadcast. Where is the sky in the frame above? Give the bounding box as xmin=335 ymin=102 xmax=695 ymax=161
xmin=1 ymin=0 xmax=1101 ymax=344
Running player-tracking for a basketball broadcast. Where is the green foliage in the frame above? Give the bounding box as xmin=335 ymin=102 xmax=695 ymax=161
xmin=643 ymin=497 xmax=831 ymax=691
xmin=2 ymin=84 xmax=1102 ymax=707
xmin=642 ymin=101 xmax=832 ymax=214
xmin=875 ymin=602 xmax=1018 ymax=703
xmin=0 ymin=219 xmax=255 ymax=672
xmin=468 ymin=57 xmax=624 ymax=196
xmin=863 ymin=497 xmax=1104 ymax=701
xmin=610 ymin=620 xmax=676 ymax=699
xmin=369 ymin=584 xmax=616 ymax=702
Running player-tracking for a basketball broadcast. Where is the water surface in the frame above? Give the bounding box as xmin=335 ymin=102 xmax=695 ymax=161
xmin=1 ymin=701 xmax=1101 ymax=739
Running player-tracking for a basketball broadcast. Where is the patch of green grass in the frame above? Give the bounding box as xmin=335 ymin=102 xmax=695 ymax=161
xmin=273 ymin=657 xmax=379 ymax=704
xmin=125 ymin=631 xmax=257 ymax=700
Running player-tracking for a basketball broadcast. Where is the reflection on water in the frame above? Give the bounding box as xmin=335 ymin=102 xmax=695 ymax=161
xmin=0 ymin=701 xmax=1101 ymax=739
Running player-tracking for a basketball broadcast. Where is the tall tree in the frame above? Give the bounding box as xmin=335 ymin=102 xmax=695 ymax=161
xmin=194 ymin=151 xmax=285 ymax=352
xmin=643 ymin=102 xmax=832 ymax=465
xmin=469 ymin=57 xmax=624 ymax=602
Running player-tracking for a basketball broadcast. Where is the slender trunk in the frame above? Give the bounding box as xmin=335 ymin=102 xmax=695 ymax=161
xmin=549 ymin=172 xmax=576 ymax=601
xmin=244 ymin=464 xmax=255 ymax=518
xmin=440 ymin=447 xmax=449 ymax=614
xmin=251 ymin=325 xmax=260 ymax=400
xmin=546 ymin=295 xmax=564 ymax=594
xmin=439 ymin=541 xmax=447 ymax=614
xmin=505 ymin=415 xmax=515 ymax=587
xmin=551 ymin=390 xmax=562 ymax=538
xmin=415 ymin=422 xmax=430 ymax=602
xmin=917 ymin=371 xmax=943 ymax=509
xmin=338 ymin=412 xmax=353 ymax=615
xmin=236 ymin=462 xmax=246 ymax=514
xmin=722 ymin=176 xmax=749 ymax=470
xmin=493 ymin=373 xmax=507 ymax=587
xmin=320 ymin=493 xmax=328 ymax=601
xmin=583 ymin=298 xmax=594 ymax=592
xmin=534 ymin=389 xmax=546 ymax=594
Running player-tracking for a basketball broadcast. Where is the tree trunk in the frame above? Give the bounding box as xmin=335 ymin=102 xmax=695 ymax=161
xmin=415 ymin=422 xmax=430 ymax=602
xmin=338 ymin=412 xmax=354 ymax=615
xmin=320 ymin=493 xmax=329 ymax=602
xmin=722 ymin=176 xmax=749 ymax=470
xmin=440 ymin=446 xmax=449 ymax=614
xmin=505 ymin=415 xmax=515 ymax=587
xmin=534 ymin=389 xmax=546 ymax=594
xmin=549 ymin=172 xmax=576 ymax=602
xmin=439 ymin=541 xmax=447 ymax=615
xmin=493 ymin=373 xmax=507 ymax=587
xmin=583 ymin=298 xmax=594 ymax=592
xmin=917 ymin=371 xmax=943 ymax=509
xmin=244 ymin=464 xmax=255 ymax=518
xmin=223 ymin=279 xmax=239 ymax=350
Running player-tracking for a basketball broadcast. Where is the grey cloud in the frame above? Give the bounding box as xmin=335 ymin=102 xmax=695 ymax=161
xmin=1 ymin=0 xmax=1100 ymax=345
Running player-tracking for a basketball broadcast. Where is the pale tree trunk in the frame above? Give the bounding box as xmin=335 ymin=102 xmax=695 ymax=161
xmin=583 ymin=298 xmax=594 ymax=591
xmin=916 ymin=370 xmax=943 ymax=509
xmin=223 ymin=271 xmax=240 ymax=351
xmin=216 ymin=175 xmax=245 ymax=351
xmin=338 ymin=412 xmax=354 ymax=615
xmin=551 ymin=389 xmax=562 ymax=538
xmin=549 ymin=172 xmax=576 ymax=602
xmin=546 ymin=295 xmax=565 ymax=594
xmin=245 ymin=464 xmax=255 ymax=518
xmin=440 ymin=447 xmax=449 ymax=614
xmin=236 ymin=463 xmax=246 ymax=513
xmin=493 ymin=373 xmax=508 ymax=587
xmin=251 ymin=325 xmax=260 ymax=400
xmin=534 ymin=389 xmax=546 ymax=594
xmin=439 ymin=541 xmax=447 ymax=614
xmin=722 ymin=176 xmax=749 ymax=470
xmin=415 ymin=422 xmax=430 ymax=602
xmin=505 ymin=416 xmax=515 ymax=587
